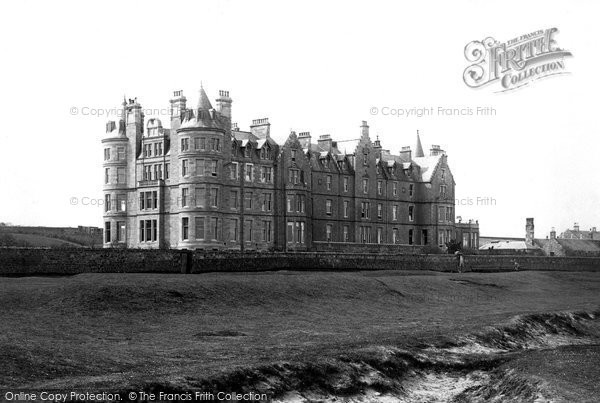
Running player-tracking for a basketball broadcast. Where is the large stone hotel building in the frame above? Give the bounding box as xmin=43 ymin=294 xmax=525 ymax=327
xmin=102 ymin=86 xmax=479 ymax=251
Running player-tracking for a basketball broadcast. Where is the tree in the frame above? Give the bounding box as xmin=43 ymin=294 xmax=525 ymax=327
xmin=445 ymin=239 xmax=462 ymax=254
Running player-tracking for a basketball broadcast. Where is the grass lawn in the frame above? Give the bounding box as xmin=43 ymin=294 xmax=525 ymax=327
xmin=1 ymin=270 xmax=599 ymax=393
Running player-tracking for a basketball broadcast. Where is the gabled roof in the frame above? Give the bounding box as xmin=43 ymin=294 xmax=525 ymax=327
xmin=412 ymin=154 xmax=442 ymax=182
xmin=334 ymin=139 xmax=360 ymax=155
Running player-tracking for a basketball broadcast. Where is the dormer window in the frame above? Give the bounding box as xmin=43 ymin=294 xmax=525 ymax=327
xmin=291 ymin=149 xmax=297 ymax=161
xmin=441 ymin=168 xmax=446 ymax=180
xmin=245 ymin=146 xmax=251 ymax=158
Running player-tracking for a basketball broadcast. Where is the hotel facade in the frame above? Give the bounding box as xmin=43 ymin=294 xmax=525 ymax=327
xmin=102 ymin=86 xmax=478 ymax=251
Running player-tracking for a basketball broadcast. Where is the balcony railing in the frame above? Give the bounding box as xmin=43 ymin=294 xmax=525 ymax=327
xmin=137 ymin=179 xmax=164 ymax=187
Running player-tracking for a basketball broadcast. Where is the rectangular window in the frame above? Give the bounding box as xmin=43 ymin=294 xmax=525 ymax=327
xmin=104 ymin=148 xmax=110 ymax=161
xmin=296 ymin=195 xmax=305 ymax=213
xmin=343 ymin=177 xmax=349 ymax=192
xmin=165 ymin=163 xmax=170 ymax=179
xmin=440 ymin=185 xmax=447 ymax=197
xmin=116 ymin=147 xmax=125 ymax=160
xmin=262 ymin=220 xmax=272 ymax=242
xmin=182 ymin=159 xmax=189 ymax=176
xmin=117 ymin=168 xmax=125 ymax=184
xmin=409 ymin=229 xmax=414 ymax=245
xmin=326 ymin=199 xmax=332 ymax=215
xmin=262 ymin=193 xmax=272 ymax=212
xmin=210 ymin=187 xmax=218 ymax=207
xmin=230 ymin=162 xmax=238 ymax=180
xmin=199 ymin=137 xmax=206 ymax=150
xmin=343 ymin=225 xmax=349 ymax=242
xmin=144 ymin=165 xmax=152 ymax=181
xmin=343 ymin=200 xmax=349 ymax=218
xmin=377 ymin=203 xmax=383 ymax=219
xmin=153 ymin=164 xmax=161 ymax=180
xmin=145 ymin=192 xmax=152 ymax=210
xmin=326 ymin=175 xmax=332 ymax=190
xmin=138 ymin=220 xmax=157 ymax=242
xmin=377 ymin=180 xmax=383 ymax=195
xmin=361 ymin=202 xmax=370 ymax=219
xmin=422 ymin=229 xmax=428 ymax=245
xmin=196 ymin=159 xmax=205 ymax=176
xmin=195 ymin=187 xmax=205 ymax=207
xmin=181 ymin=188 xmax=189 ymax=207
xmin=105 ymin=168 xmax=109 ymax=184
xmin=104 ymin=222 xmax=111 ymax=243
xmin=182 ymin=217 xmax=189 ymax=240
xmin=181 ymin=138 xmax=189 ymax=151
xmin=245 ymin=164 xmax=253 ymax=182
xmin=211 ymin=218 xmax=218 ymax=240
xmin=245 ymin=219 xmax=253 ymax=242
xmin=260 ymin=166 xmax=272 ymax=183
xmin=447 ymin=206 xmax=453 ymax=223
xmin=376 ymin=227 xmax=383 ymax=244
xmin=117 ymin=194 xmax=126 ymax=211
xmin=287 ymin=222 xmax=294 ymax=243
xmin=287 ymin=195 xmax=294 ymax=213
xmin=409 ymin=205 xmax=414 ymax=222
xmin=393 ymin=228 xmax=399 ymax=244
xmin=289 ymin=169 xmax=299 ymax=184
xmin=362 ymin=178 xmax=368 ymax=193
xmin=230 ymin=190 xmax=238 ymax=209
xmin=409 ymin=184 xmax=414 ymax=197
xmin=326 ymin=224 xmax=333 ymax=242
xmin=244 ymin=192 xmax=253 ymax=210
xmin=392 ymin=205 xmax=398 ymax=221
xmin=195 ymin=217 xmax=205 ymax=240
xmin=438 ymin=205 xmax=446 ymax=222
xmin=117 ymin=221 xmax=126 ymax=242
xmin=296 ymin=221 xmax=305 ymax=244
xmin=145 ymin=220 xmax=152 ymax=243
xmin=105 ymin=194 xmax=111 ymax=212
xmin=393 ymin=182 xmax=398 ymax=196
xmin=210 ymin=160 xmax=218 ymax=177
xmin=230 ymin=219 xmax=238 ymax=241
xmin=360 ymin=226 xmax=368 ymax=243
xmin=291 ymin=149 xmax=297 ymax=161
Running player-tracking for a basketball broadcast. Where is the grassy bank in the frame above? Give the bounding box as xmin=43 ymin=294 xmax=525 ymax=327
xmin=1 ymin=270 xmax=599 ymax=396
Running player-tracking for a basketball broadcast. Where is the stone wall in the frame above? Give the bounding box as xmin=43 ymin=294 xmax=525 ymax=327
xmin=1 ymin=248 xmax=600 ymax=275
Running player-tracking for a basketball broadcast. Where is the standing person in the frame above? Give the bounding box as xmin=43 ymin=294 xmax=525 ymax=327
xmin=455 ymin=251 xmax=464 ymax=273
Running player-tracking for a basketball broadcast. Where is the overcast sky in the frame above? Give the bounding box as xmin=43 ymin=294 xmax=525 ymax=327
xmin=0 ymin=0 xmax=598 ymax=238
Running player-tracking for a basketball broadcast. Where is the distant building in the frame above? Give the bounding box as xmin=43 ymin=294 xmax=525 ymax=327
xmin=102 ymin=85 xmax=478 ymax=250
xmin=559 ymin=222 xmax=600 ymax=240
xmin=479 ymin=218 xmax=541 ymax=253
xmin=537 ymin=226 xmax=600 ymax=256
xmin=455 ymin=218 xmax=479 ymax=249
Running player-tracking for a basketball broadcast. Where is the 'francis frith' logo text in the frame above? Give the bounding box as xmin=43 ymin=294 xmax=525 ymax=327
xmin=463 ymin=28 xmax=572 ymax=92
